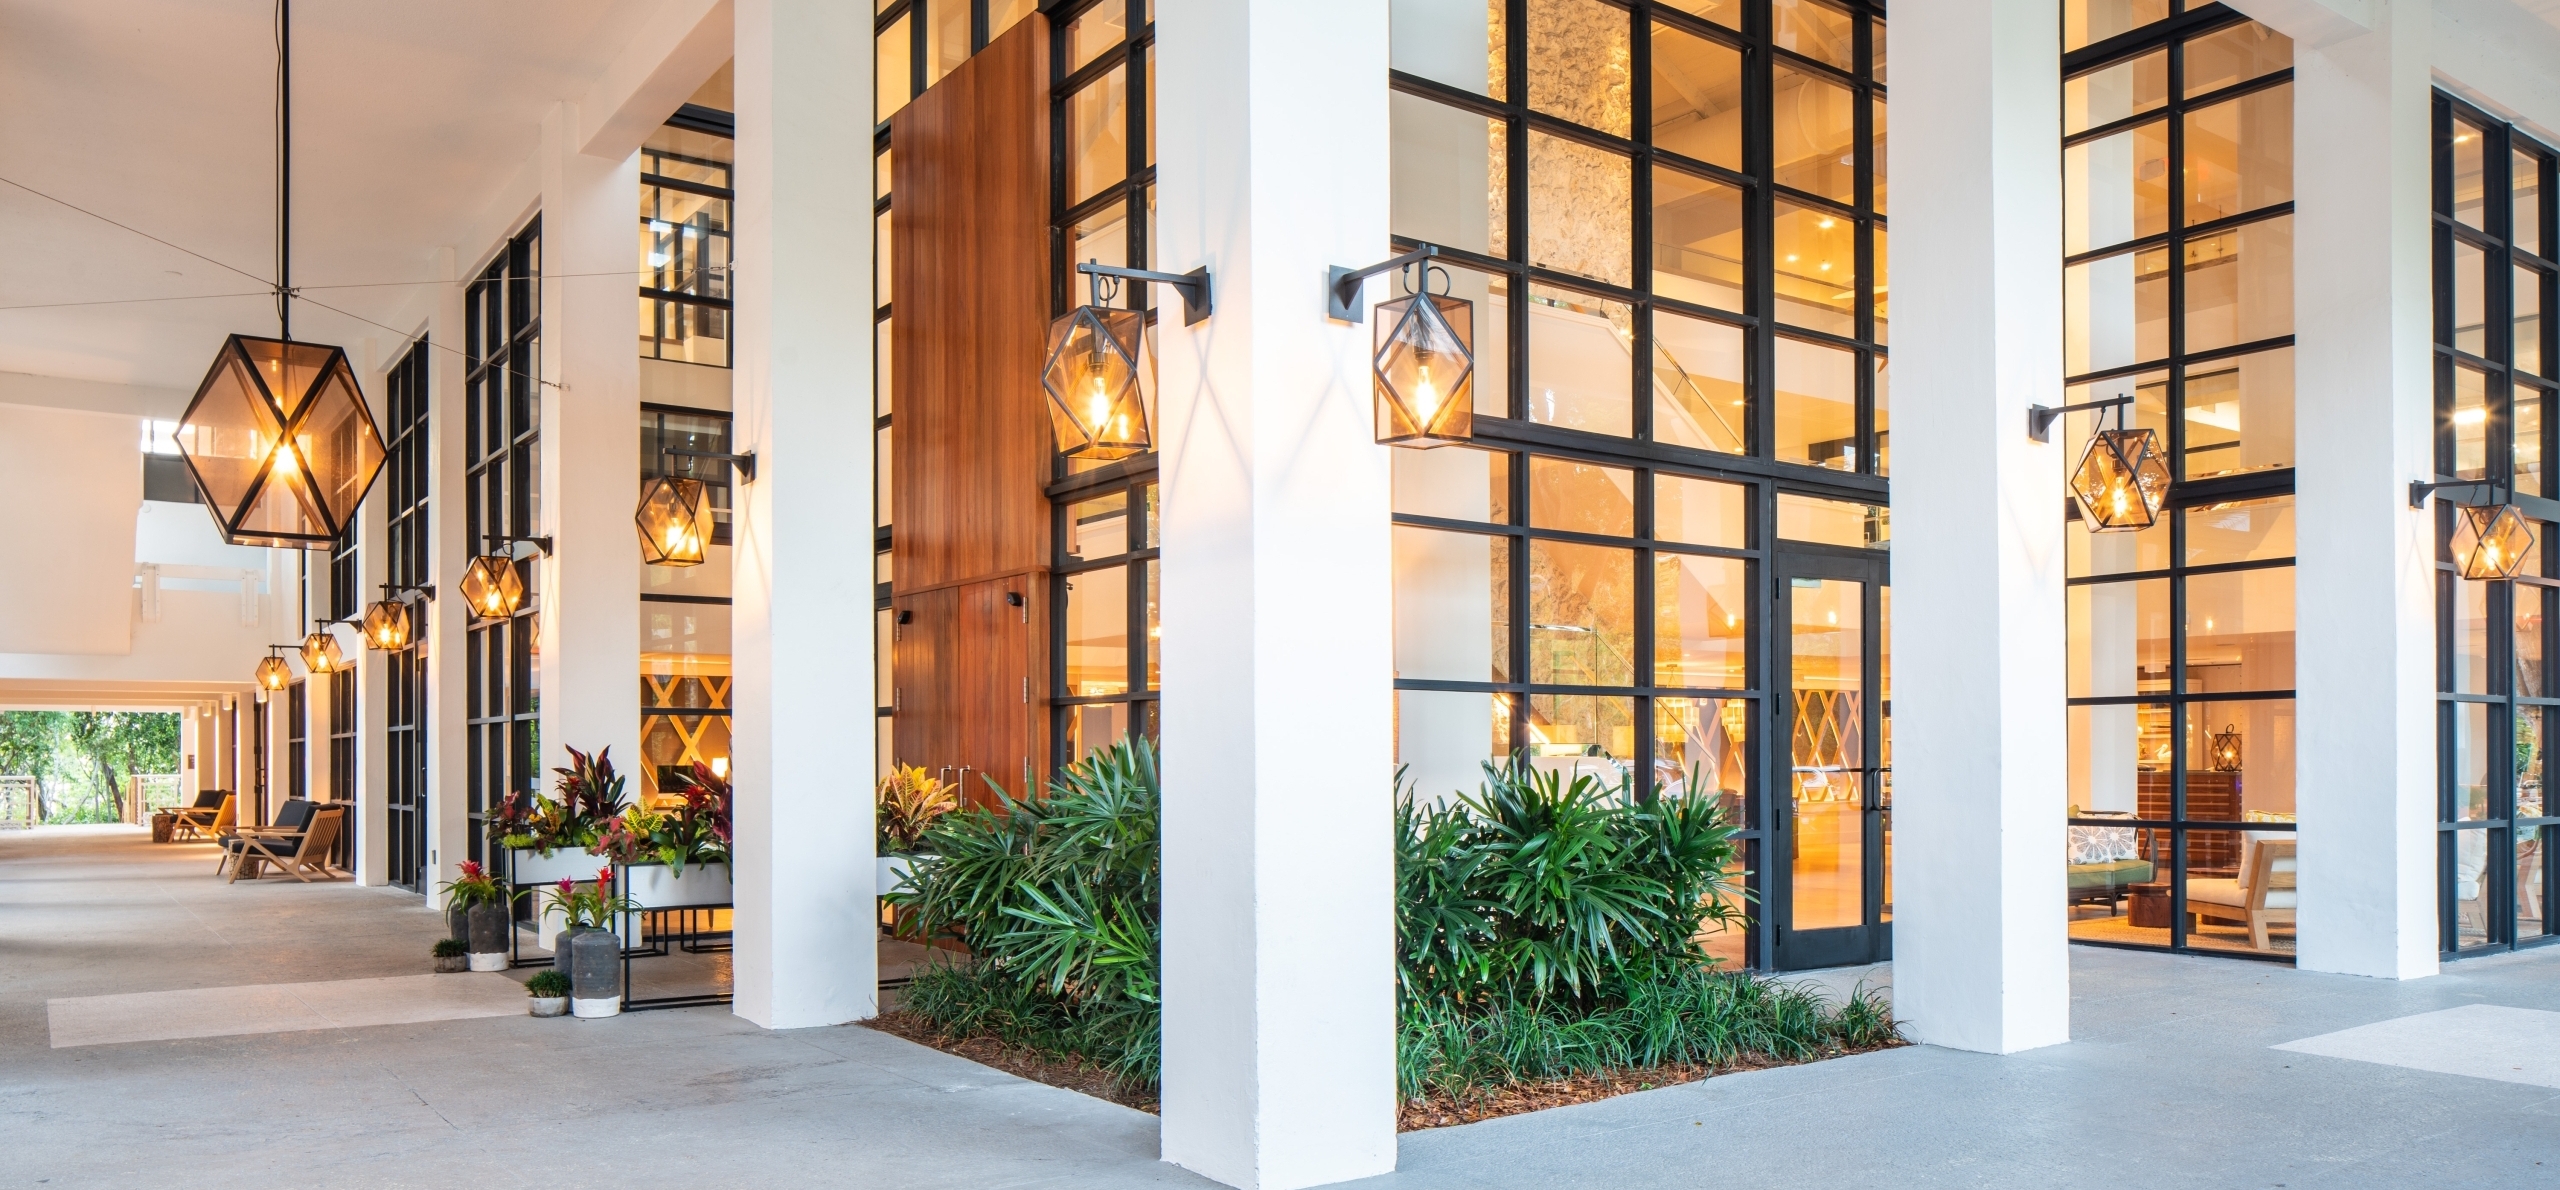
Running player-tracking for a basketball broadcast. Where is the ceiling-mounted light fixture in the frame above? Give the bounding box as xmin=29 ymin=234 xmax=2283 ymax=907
xmin=172 ymin=0 xmax=386 ymax=548
xmin=359 ymin=582 xmax=432 ymax=650
xmin=1328 ymin=245 xmax=1476 ymax=449
xmin=2207 ymin=723 xmax=2243 ymax=773
xmin=254 ymin=646 xmax=294 ymax=692
xmin=2030 ymin=394 xmax=2171 ymax=532
xmin=461 ymin=534 xmax=549 ymax=620
xmin=298 ymin=620 xmax=346 ymax=675
xmin=2413 ymin=479 xmax=2538 ymax=580
xmin=1040 ymin=262 xmax=1209 ymax=461
xmin=637 ymin=448 xmax=756 ymax=567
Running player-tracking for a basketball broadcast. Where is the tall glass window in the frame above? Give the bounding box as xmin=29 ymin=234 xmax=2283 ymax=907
xmin=2063 ymin=9 xmax=2297 ymax=961
xmin=639 ymin=121 xmax=734 ymax=366
xmin=464 ymin=222 xmax=542 ymax=870
xmin=2433 ymin=93 xmax=2559 ymax=955
xmin=383 ymin=339 xmax=431 ymax=892
xmin=639 ymin=406 xmax=736 ymax=804
xmin=328 ymin=521 xmax=357 ymax=872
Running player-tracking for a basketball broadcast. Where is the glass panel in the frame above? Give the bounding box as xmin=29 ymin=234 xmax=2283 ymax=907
xmin=1652 ymin=310 xmax=1748 ymax=455
xmin=1870 ymin=17 xmax=1885 ymax=83
xmin=1654 ymin=697 xmax=1747 ymax=815
xmin=2064 ymin=245 xmax=2170 ymax=374
xmin=1771 ymin=63 xmax=1856 ymax=205
xmin=1660 ymin=0 xmax=1738 ymax=31
xmin=1527 ymin=0 xmax=1631 ymax=136
xmin=1528 ymin=541 xmax=1637 ymax=686
xmin=1066 ymin=1 xmax=1127 ymax=73
xmin=2067 ymin=703 xmax=2162 ymax=818
xmin=1398 ymin=689 xmax=1512 ymax=803
xmin=990 ymin=0 xmax=1036 ymax=37
xmin=2522 ymin=582 xmax=2551 ymax=698
xmin=876 ymin=15 xmax=911 ymax=119
xmin=2519 ymin=265 xmax=2546 ymax=376
xmin=1529 ymin=455 xmax=1635 ymax=536
xmin=1390 ymin=92 xmax=1506 ymax=258
xmin=1062 ymin=701 xmax=1135 ymax=765
xmin=1651 ymin=23 xmax=1743 ymax=170
xmin=926 ymin=0 xmax=970 ymax=86
xmin=2454 ymin=824 xmax=2492 ymax=948
xmin=875 ymin=209 xmax=893 ymax=303
xmin=2186 ymin=566 xmax=2295 ymax=690
xmin=1790 ymin=576 xmax=1864 ymax=931
xmin=2065 ymin=0 xmax=2168 ymax=52
xmin=1528 ymin=133 xmax=1633 ymax=286
xmin=1144 ymin=560 xmax=1161 ymax=690
xmin=2518 ymin=150 xmax=2546 ymax=259
xmin=1871 ymin=96 xmax=1887 ymax=215
xmin=1390 ymin=0 xmax=1501 ymax=97
xmin=875 ymin=425 xmax=893 ymax=528
xmin=2182 ymin=21 xmax=2291 ymax=98
xmin=1399 ymin=263 xmax=1511 ymax=418
xmin=1143 ymin=483 xmax=1160 ymax=548
xmin=1064 ymin=491 xmax=1130 ymax=562
xmin=2518 ymin=821 xmax=2547 ymax=940
xmin=1652 ymin=167 xmax=1745 ymax=310
xmin=2454 ymin=703 xmax=2491 ymax=820
xmin=2064 ymin=49 xmax=2166 ymax=137
xmin=1063 ymin=566 xmax=1131 ymax=697
xmin=2182 ymin=346 xmax=2295 ymax=478
xmin=2183 ymin=215 xmax=2293 ymax=353
xmin=1771 ymin=0 xmax=1852 ymax=70
xmin=2067 ymin=508 xmax=2170 ymax=577
xmin=2453 ymin=574 xmax=2490 ymax=693
xmin=2063 ymin=119 xmax=2170 ymax=256
xmin=2519 ymin=382 xmax=2544 ymax=496
xmin=2185 ymin=85 xmax=2292 ymax=225
xmin=1872 ymin=224 xmax=1890 ymax=344
xmin=1657 ymin=554 xmax=1747 ymax=688
xmin=2455 ymin=364 xmax=2490 ymax=480
xmin=1525 ymin=694 xmax=1637 ymax=765
xmin=1526 ymin=284 xmax=1635 ymax=435
xmin=2068 ymin=578 xmax=2170 ymax=700
xmin=1068 ymin=66 xmax=1129 ymax=206
xmin=2453 ymin=120 xmax=2488 ymax=231
xmin=1776 ymin=493 xmax=1886 ymax=549
xmin=1654 ymin=473 xmax=1745 ymax=548
xmin=1873 ymin=355 xmax=1891 ymax=474
xmin=1775 ymin=336 xmax=1859 ymax=470
xmin=875 ymin=316 xmax=893 ymax=414
xmin=2186 ymin=698 xmax=2295 ymax=819
xmin=2186 ymin=497 xmax=2295 ymax=565
xmin=1070 ymin=200 xmax=1129 ymax=275
xmin=1393 ymin=446 xmax=1510 ymax=523
xmin=1773 ymin=201 xmax=1856 ymax=335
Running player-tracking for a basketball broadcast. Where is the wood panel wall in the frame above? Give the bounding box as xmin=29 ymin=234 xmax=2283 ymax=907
xmin=888 ymin=17 xmax=1051 ymax=799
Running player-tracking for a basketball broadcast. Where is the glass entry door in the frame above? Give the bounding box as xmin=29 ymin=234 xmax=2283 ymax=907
xmin=1773 ymin=550 xmax=1890 ymax=969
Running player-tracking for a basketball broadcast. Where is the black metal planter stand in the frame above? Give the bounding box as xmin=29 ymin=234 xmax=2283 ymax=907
xmin=613 ymin=861 xmax=734 ymax=1012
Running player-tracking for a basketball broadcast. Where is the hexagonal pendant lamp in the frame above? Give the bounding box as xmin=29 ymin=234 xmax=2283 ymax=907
xmin=174 ymin=0 xmax=386 ymax=550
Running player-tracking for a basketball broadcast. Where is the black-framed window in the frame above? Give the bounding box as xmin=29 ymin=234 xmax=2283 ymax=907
xmin=2061 ymin=6 xmax=2298 ymax=961
xmin=464 ymin=221 xmax=542 ymax=870
xmin=875 ymin=0 xmax=1043 ymax=125
xmin=639 ymin=404 xmax=735 ymax=805
xmin=383 ymin=338 xmax=430 ymax=891
xmin=2433 ymin=91 xmax=2559 ymax=956
xmin=328 ymin=522 xmax=357 ymax=871
xmin=1053 ymin=478 xmax=1159 ymax=760
xmin=641 ymin=119 xmax=734 ymax=367
xmin=287 ymin=679 xmax=309 ymax=804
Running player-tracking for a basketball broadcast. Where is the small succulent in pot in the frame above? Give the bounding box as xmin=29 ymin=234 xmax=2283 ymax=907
xmin=431 ymin=937 xmax=468 ymax=973
xmin=525 ymin=969 xmax=572 ymax=1017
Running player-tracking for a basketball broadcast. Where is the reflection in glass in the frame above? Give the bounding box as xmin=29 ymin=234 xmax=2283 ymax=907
xmin=1390 ymin=92 xmax=1505 ymax=258
xmin=1392 ymin=446 xmax=1510 ymax=523
xmin=1771 ymin=64 xmax=1856 ymax=204
xmin=2067 ymin=489 xmax=2170 ymax=576
xmin=1652 ymin=311 xmax=1747 ymax=455
xmin=1527 ymin=285 xmax=1634 ymax=435
xmin=2521 ymin=582 xmax=2550 ymax=698
xmin=2455 ymin=365 xmax=2490 ymax=480
xmin=2453 ymin=574 xmax=2489 ymax=693
xmin=876 ymin=14 xmax=911 ymax=120
xmin=1654 ymin=697 xmax=1747 ymax=816
xmin=1529 ymin=541 xmax=1636 ymax=687
xmin=1775 ymin=336 xmax=1858 ymax=469
xmin=1398 ymin=689 xmax=1512 ymax=804
xmin=1772 ymin=0 xmax=1852 ymax=68
xmin=2520 ymin=382 xmax=2544 ymax=497
xmin=1656 ymin=554 xmax=1747 ymax=689
xmin=1873 ymin=355 xmax=1891 ymax=473
xmin=1871 ymin=96 xmax=1887 ymax=215
xmin=1791 ymin=577 xmax=1864 ymax=931
xmin=2455 ymin=702 xmax=2491 ymax=820
xmin=2184 ymin=497 xmax=2295 ymax=566
xmin=2185 ymin=568 xmax=2295 ymax=690
xmin=1651 ymin=23 xmax=1743 ymax=169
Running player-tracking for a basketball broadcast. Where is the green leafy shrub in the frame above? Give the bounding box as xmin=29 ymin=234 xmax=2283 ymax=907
xmin=431 ymin=938 xmax=466 ymax=959
xmin=524 ymin=970 xmax=572 ymax=997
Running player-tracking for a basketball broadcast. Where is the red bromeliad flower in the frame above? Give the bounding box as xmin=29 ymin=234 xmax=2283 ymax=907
xmin=556 ymin=877 xmax=575 ymax=895
xmin=594 ymin=866 xmax=614 ymax=889
xmin=459 ymin=861 xmax=485 ymax=881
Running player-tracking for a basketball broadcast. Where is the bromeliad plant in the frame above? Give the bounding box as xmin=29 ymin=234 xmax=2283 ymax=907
xmin=876 ymin=764 xmax=958 ymax=855
xmin=435 ymin=860 xmax=516 ymax=909
xmin=492 ymin=746 xmax=628 ymax=855
xmin=593 ymin=762 xmax=733 ymax=873
xmin=545 ymin=866 xmax=638 ymax=930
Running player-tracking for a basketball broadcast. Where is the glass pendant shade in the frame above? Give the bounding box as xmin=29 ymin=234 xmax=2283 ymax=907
xmin=635 ymin=476 xmax=714 ymax=567
xmin=1373 ymin=291 xmax=1475 ymax=448
xmin=459 ymin=555 xmax=526 ymax=620
xmin=2453 ymin=502 xmax=2537 ymax=580
xmin=1717 ymin=698 xmax=1748 ymax=743
xmin=360 ymin=598 xmax=411 ymax=651
xmin=254 ymin=654 xmax=292 ymax=692
xmin=299 ymin=629 xmax=345 ymax=675
xmin=1040 ymin=305 xmax=1150 ymax=459
xmin=2207 ymin=724 xmax=2243 ymax=773
xmin=176 ymin=335 xmax=387 ymax=547
xmin=2071 ymin=426 xmax=2172 ymax=531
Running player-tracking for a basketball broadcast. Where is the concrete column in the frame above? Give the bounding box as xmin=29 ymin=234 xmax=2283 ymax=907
xmin=539 ymin=105 xmax=644 ymax=793
xmin=729 ymin=0 xmax=875 ymax=1029
xmin=427 ymin=251 xmax=472 ymax=906
xmin=1888 ymin=0 xmax=2071 ymax=1053
xmin=354 ymin=373 xmax=394 ymax=887
xmin=2283 ymin=0 xmax=2439 ymax=978
xmin=1155 ymin=1 xmax=1399 ymax=1184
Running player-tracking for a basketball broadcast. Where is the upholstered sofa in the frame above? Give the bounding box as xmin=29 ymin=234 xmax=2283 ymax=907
xmin=2068 ymin=821 xmax=2154 ymax=913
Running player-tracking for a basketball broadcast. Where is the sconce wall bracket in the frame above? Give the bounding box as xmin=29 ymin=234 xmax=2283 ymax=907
xmin=1075 ymin=262 xmax=1213 ymax=325
xmin=662 ymin=448 xmax=758 ymax=483
xmin=2410 ymin=479 xmax=2510 ymax=510
xmin=1326 ymin=246 xmax=1437 ymax=323
xmin=2027 ymin=395 xmax=2132 ymax=443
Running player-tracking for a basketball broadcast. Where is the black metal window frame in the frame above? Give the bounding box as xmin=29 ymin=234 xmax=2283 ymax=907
xmin=2432 ymin=90 xmax=2560 ymax=958
xmin=641 ymin=112 xmax=735 ymax=368
xmin=327 ymin=523 xmax=357 ymax=872
xmin=641 ymin=403 xmax=738 ymax=548
xmin=876 ymin=0 xmax=1044 ymax=125
xmin=1049 ymin=475 xmax=1159 ymax=761
xmin=464 ymin=221 xmax=543 ymax=870
xmin=287 ymin=679 xmax=309 ymax=804
xmin=383 ymin=337 xmax=431 ymax=891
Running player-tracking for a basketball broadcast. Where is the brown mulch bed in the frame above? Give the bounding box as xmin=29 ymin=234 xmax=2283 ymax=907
xmin=862 ymin=1011 xmax=1159 ymax=1114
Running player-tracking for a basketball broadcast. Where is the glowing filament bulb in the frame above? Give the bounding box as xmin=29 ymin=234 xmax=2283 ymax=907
xmin=271 ymin=443 xmax=297 ymax=475
xmin=1412 ymin=360 xmax=1440 ymax=424
xmin=1086 ymin=369 xmax=1111 ymax=432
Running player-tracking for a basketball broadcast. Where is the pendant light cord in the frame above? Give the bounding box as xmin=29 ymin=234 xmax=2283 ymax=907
xmin=275 ymin=0 xmax=292 ymax=341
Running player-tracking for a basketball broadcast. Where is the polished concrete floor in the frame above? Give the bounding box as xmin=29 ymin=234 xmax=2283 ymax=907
xmin=8 ymin=826 xmax=2560 ymax=1189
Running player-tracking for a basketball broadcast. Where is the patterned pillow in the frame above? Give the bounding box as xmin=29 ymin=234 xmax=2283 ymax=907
xmin=2068 ymin=825 xmax=2138 ymax=865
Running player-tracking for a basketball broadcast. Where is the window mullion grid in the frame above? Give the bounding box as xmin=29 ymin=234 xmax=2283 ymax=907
xmin=2164 ymin=25 xmax=2189 ymax=479
xmin=1853 ymin=14 xmax=1876 ymax=476
xmin=1631 ymin=14 xmax=1656 ymax=451
xmin=1506 ymin=0 xmax=1531 ymax=424
xmin=1743 ymin=0 xmax=1773 ymax=464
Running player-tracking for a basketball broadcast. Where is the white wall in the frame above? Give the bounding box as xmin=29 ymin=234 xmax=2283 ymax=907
xmin=0 ymin=405 xmax=143 ymax=656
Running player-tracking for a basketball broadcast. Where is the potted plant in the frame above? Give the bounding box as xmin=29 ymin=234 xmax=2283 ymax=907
xmin=524 ymin=969 xmax=571 ymax=1017
xmin=545 ymin=866 xmax=635 ymax=1018
xmin=593 ymin=761 xmax=733 ymax=910
xmin=431 ymin=937 xmax=468 ymax=974
xmin=491 ymin=746 xmax=628 ymax=887
xmin=436 ymin=860 xmax=518 ymax=971
xmin=876 ymin=764 xmax=956 ymax=896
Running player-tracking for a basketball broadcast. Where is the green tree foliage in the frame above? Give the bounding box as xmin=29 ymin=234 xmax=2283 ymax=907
xmin=0 ymin=711 xmax=181 ymax=823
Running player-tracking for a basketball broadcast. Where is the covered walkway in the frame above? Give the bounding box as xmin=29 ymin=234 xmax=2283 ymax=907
xmin=6 ymin=827 xmax=2559 ymax=1188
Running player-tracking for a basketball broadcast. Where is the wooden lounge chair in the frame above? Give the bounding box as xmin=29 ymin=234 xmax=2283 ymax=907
xmin=219 ymin=801 xmax=346 ymax=883
xmin=2186 ymin=839 xmax=2297 ymax=951
xmin=170 ymin=791 xmax=233 ymax=841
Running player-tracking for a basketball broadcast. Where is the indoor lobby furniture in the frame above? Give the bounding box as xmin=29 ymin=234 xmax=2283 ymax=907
xmin=2184 ymin=839 xmax=2297 ymax=950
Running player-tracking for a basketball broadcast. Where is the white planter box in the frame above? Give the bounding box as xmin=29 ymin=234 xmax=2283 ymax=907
xmin=509 ymin=847 xmax=601 ymax=886
xmin=626 ymin=861 xmax=731 ymax=909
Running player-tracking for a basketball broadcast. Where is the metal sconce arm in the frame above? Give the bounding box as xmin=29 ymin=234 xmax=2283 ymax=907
xmin=2026 ymin=395 xmax=2132 ymax=443
xmin=1326 ymin=246 xmax=1437 ymax=323
xmin=1076 ymin=262 xmax=1214 ymax=326
xmin=2409 ymin=479 xmax=2510 ymax=510
xmin=482 ymin=532 xmax=555 ymax=556
xmin=661 ymin=447 xmax=758 ymax=483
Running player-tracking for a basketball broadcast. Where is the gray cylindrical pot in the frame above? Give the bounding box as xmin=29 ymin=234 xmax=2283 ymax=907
xmin=448 ymin=905 xmax=469 ymax=943
xmin=565 ymin=927 xmax=622 ymax=1017
xmin=465 ymin=902 xmax=510 ymax=970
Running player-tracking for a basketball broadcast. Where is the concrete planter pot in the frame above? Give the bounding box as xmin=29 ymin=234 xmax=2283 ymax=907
xmin=528 ymin=996 xmax=568 ymax=1018
xmin=625 ymin=861 xmax=730 ymax=909
xmin=432 ymin=954 xmax=468 ymax=973
xmin=447 ymin=905 xmax=469 ymax=943
xmin=559 ymin=926 xmax=622 ymax=1017
xmin=464 ymin=902 xmax=510 ymax=969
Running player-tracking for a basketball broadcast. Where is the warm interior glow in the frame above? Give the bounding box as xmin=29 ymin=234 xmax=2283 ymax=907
xmin=1412 ymin=361 xmax=1441 ymax=424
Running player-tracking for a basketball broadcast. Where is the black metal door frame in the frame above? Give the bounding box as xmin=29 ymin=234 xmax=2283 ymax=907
xmin=1770 ymin=545 xmax=1889 ymax=971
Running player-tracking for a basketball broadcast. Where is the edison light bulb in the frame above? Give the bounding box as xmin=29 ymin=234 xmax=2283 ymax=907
xmin=2109 ymin=480 xmax=2133 ymax=520
xmin=1412 ymin=361 xmax=1441 ymax=424
xmin=1086 ymin=372 xmax=1111 ymax=433
xmin=271 ymin=443 xmax=298 ymax=475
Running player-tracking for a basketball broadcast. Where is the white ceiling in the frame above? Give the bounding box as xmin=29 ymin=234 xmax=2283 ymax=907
xmin=0 ymin=0 xmax=660 ymax=390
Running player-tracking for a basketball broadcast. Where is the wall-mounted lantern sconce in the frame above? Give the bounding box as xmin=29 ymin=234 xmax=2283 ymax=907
xmin=254 ymin=646 xmax=294 ymax=692
xmin=1041 ymin=262 xmax=1209 ymax=461
xmin=298 ymin=620 xmax=347 ymax=675
xmin=461 ymin=534 xmax=549 ymax=620
xmin=2030 ymin=395 xmax=2170 ymax=532
xmin=359 ymin=582 xmax=432 ymax=651
xmin=2207 ymin=723 xmax=2243 ymax=773
xmin=1328 ymin=246 xmax=1476 ymax=449
xmin=636 ymin=447 xmax=756 ymax=568
xmin=2412 ymin=479 xmax=2537 ymax=580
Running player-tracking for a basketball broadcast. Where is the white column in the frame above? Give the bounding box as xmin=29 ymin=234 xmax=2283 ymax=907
xmin=539 ymin=105 xmax=644 ymax=791
xmin=427 ymin=251 xmax=472 ymax=906
xmin=1155 ymin=1 xmax=1399 ymax=1185
xmin=730 ymin=0 xmax=875 ymax=1030
xmin=2286 ymin=0 xmax=2439 ymax=979
xmin=1889 ymin=0 xmax=2071 ymax=1054
xmin=355 ymin=385 xmax=394 ymax=887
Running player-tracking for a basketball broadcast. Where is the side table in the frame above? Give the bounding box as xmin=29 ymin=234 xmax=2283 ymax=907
xmin=2127 ymin=881 xmax=2174 ymax=930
